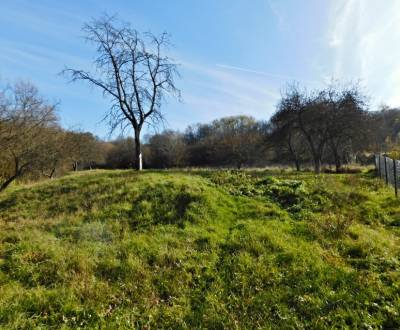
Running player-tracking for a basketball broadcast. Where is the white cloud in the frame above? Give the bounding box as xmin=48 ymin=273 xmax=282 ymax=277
xmin=326 ymin=0 xmax=400 ymax=108
xmin=0 ymin=41 xmax=91 ymax=72
xmin=267 ymin=0 xmax=288 ymax=31
xmin=216 ymin=64 xmax=321 ymax=86
xmin=177 ymin=60 xmax=281 ymax=123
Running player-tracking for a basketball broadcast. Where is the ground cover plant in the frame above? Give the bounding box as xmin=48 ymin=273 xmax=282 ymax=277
xmin=0 ymin=169 xmax=399 ymax=329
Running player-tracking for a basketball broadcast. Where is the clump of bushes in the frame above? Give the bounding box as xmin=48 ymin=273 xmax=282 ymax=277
xmin=261 ymin=177 xmax=309 ymax=213
xmin=210 ymin=171 xmax=311 ymax=215
xmin=209 ymin=170 xmax=263 ymax=197
xmin=308 ymin=212 xmax=355 ymax=240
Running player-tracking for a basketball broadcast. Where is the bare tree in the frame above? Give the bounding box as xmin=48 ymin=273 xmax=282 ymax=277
xmin=63 ymin=15 xmax=180 ymax=170
xmin=0 ymin=81 xmax=58 ymax=191
xmin=270 ymin=82 xmax=369 ymax=173
xmin=146 ymin=130 xmax=187 ymax=168
xmin=213 ymin=116 xmax=262 ymax=169
xmin=368 ymin=106 xmax=400 ymax=153
xmin=324 ymin=83 xmax=369 ymax=172
xmin=272 ymin=84 xmax=328 ymax=173
xmin=269 ymin=100 xmax=309 ymax=171
xmin=268 ymin=115 xmax=309 ymax=171
xmin=104 ymin=137 xmax=136 ymax=169
xmin=62 ymin=131 xmax=104 ymax=171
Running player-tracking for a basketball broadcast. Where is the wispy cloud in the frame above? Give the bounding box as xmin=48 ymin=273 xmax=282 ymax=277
xmin=0 ymin=40 xmax=90 ymax=72
xmin=267 ymin=0 xmax=287 ymax=31
xmin=326 ymin=0 xmax=400 ymax=107
xmin=0 ymin=2 xmax=85 ymax=40
xmin=216 ymin=64 xmax=321 ymax=85
xmin=175 ymin=60 xmax=281 ymax=123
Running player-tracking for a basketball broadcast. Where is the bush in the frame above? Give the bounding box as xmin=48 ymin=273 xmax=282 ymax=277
xmin=308 ymin=212 xmax=355 ymax=240
xmin=263 ymin=178 xmax=309 ymax=212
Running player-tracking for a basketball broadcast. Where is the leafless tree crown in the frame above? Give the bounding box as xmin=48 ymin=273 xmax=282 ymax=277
xmin=64 ymin=16 xmax=180 ymax=134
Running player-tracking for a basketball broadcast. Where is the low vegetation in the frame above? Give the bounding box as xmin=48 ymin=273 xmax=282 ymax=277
xmin=0 ymin=169 xmax=399 ymax=329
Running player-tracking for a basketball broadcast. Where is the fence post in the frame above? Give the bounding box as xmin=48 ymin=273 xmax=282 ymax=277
xmin=394 ymin=158 xmax=398 ymax=198
xmin=378 ymin=154 xmax=381 ymax=177
xmin=384 ymin=156 xmax=389 ymax=185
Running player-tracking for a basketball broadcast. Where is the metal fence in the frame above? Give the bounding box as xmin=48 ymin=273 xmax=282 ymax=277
xmin=375 ymin=154 xmax=399 ymax=197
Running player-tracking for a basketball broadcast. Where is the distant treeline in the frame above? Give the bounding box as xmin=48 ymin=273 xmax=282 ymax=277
xmin=142 ymin=83 xmax=400 ymax=172
xmin=1 ymin=81 xmax=399 ymax=191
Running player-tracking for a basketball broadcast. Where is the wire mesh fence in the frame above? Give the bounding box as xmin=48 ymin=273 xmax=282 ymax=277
xmin=375 ymin=154 xmax=399 ymax=197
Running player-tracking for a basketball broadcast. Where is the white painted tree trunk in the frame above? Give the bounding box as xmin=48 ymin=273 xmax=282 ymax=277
xmin=139 ymin=152 xmax=143 ymax=170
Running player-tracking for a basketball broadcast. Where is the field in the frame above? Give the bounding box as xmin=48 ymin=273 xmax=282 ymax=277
xmin=0 ymin=169 xmax=399 ymax=329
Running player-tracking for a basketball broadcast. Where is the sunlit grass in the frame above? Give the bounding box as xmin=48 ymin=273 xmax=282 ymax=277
xmin=0 ymin=169 xmax=399 ymax=329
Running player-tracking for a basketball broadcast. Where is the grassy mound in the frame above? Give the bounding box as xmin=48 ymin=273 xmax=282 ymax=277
xmin=0 ymin=170 xmax=399 ymax=329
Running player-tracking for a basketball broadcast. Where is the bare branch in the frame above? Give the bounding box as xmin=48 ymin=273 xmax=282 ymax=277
xmin=63 ymin=16 xmax=180 ymax=170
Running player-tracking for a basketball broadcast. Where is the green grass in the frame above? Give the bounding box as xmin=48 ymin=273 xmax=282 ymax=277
xmin=0 ymin=169 xmax=399 ymax=329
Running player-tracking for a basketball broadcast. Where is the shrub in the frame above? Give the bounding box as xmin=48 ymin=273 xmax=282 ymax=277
xmin=263 ymin=179 xmax=309 ymax=212
xmin=308 ymin=212 xmax=355 ymax=240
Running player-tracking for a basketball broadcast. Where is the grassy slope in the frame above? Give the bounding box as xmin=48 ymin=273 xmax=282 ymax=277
xmin=0 ymin=169 xmax=399 ymax=329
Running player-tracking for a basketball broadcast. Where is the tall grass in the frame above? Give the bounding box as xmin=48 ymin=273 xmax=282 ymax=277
xmin=0 ymin=169 xmax=399 ymax=329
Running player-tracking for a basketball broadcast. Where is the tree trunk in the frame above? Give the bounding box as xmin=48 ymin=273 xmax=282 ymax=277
xmin=298 ymin=122 xmax=325 ymax=174
xmin=311 ymin=143 xmax=324 ymax=174
xmin=335 ymin=158 xmax=342 ymax=173
xmin=134 ymin=130 xmax=143 ymax=171
xmin=294 ymin=159 xmax=301 ymax=171
xmin=1 ymin=156 xmax=23 ymax=192
xmin=0 ymin=174 xmax=19 ymax=192
xmin=49 ymin=167 xmax=56 ymax=179
xmin=329 ymin=143 xmax=342 ymax=173
xmin=313 ymin=157 xmax=321 ymax=174
xmin=307 ymin=145 xmax=322 ymax=173
xmin=0 ymin=160 xmax=21 ymax=192
xmin=287 ymin=134 xmax=301 ymax=171
xmin=43 ymin=167 xmax=56 ymax=179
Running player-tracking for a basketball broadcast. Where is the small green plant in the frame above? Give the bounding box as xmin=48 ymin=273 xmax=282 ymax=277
xmin=308 ymin=212 xmax=355 ymax=240
xmin=263 ymin=178 xmax=309 ymax=212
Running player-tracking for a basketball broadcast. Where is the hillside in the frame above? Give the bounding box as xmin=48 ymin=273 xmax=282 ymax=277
xmin=0 ymin=170 xmax=399 ymax=329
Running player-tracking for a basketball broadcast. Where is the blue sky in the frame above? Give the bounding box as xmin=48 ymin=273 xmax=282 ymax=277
xmin=1 ymin=0 xmax=400 ymax=138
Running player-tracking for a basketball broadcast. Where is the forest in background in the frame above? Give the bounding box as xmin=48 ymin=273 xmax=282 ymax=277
xmin=1 ymin=79 xmax=400 ymax=192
